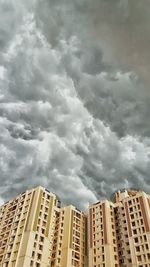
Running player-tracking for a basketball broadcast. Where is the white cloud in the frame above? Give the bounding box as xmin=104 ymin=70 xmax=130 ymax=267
xmin=0 ymin=0 xmax=150 ymax=210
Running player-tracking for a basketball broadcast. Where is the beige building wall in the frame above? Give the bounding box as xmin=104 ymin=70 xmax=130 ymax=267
xmin=50 ymin=205 xmax=87 ymax=267
xmin=0 ymin=186 xmax=60 ymax=267
xmin=89 ymin=189 xmax=150 ymax=267
xmin=122 ymin=191 xmax=150 ymax=266
xmin=1 ymin=186 xmax=150 ymax=267
xmin=0 ymin=186 xmax=87 ymax=267
xmin=88 ymin=200 xmax=118 ymax=267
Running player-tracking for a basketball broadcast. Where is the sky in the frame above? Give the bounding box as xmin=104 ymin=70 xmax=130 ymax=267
xmin=0 ymin=0 xmax=150 ymax=210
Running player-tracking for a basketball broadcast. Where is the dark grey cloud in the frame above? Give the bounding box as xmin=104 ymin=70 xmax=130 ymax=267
xmin=0 ymin=0 xmax=150 ymax=210
xmin=88 ymin=0 xmax=150 ymax=84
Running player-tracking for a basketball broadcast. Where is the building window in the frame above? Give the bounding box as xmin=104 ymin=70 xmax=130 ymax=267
xmin=136 ymin=246 xmax=140 ymax=252
xmin=37 ymin=254 xmax=42 ymax=260
xmin=133 ymin=229 xmax=137 ymax=235
xmin=30 ymin=261 xmax=34 ymax=266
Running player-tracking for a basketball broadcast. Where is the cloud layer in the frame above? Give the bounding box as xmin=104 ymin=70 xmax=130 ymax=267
xmin=0 ymin=0 xmax=150 ymax=210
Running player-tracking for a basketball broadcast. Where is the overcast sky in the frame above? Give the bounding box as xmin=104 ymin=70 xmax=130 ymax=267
xmin=0 ymin=0 xmax=150 ymax=210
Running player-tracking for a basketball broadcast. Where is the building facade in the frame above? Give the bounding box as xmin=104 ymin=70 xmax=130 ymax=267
xmin=88 ymin=189 xmax=150 ymax=267
xmin=50 ymin=205 xmax=87 ymax=267
xmin=0 ymin=186 xmax=60 ymax=267
xmin=0 ymin=186 xmax=87 ymax=267
xmin=0 ymin=187 xmax=150 ymax=267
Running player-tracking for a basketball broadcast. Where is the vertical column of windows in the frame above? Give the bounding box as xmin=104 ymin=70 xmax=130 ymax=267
xmin=127 ymin=196 xmax=150 ymax=266
xmin=30 ymin=190 xmax=55 ymax=267
xmin=92 ymin=204 xmax=105 ymax=267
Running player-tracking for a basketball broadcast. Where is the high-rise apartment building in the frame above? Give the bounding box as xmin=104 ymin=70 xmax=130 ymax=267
xmin=0 ymin=186 xmax=60 ymax=267
xmin=88 ymin=199 xmax=118 ymax=267
xmin=88 ymin=189 xmax=150 ymax=267
xmin=0 ymin=186 xmax=87 ymax=267
xmin=1 ymin=186 xmax=150 ymax=267
xmin=50 ymin=205 xmax=87 ymax=267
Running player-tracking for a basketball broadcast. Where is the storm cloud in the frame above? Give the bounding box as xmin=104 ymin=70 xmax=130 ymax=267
xmin=0 ymin=0 xmax=150 ymax=210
